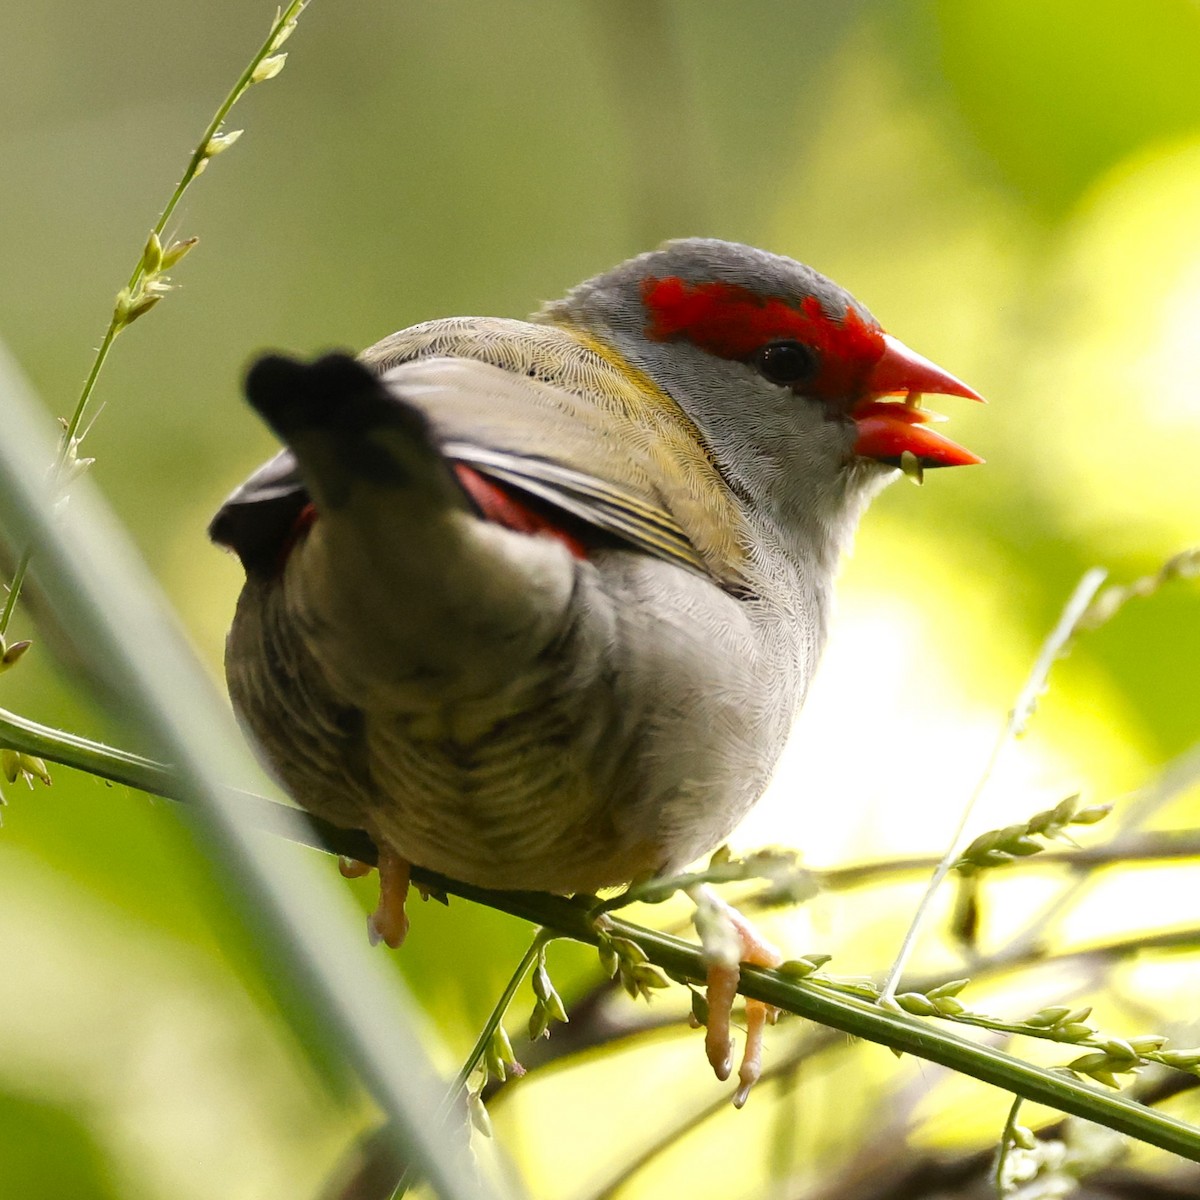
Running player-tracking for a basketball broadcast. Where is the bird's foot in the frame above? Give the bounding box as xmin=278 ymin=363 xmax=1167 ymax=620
xmin=691 ymin=885 xmax=781 ymax=1107
xmin=339 ymin=847 xmax=411 ymax=948
xmin=338 ymin=855 xmax=373 ymax=879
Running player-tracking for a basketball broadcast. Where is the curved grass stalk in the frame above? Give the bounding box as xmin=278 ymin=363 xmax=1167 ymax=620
xmin=0 ymin=0 xmax=307 ymax=636
xmin=391 ymin=929 xmax=552 ymax=1199
xmin=880 ymin=567 xmax=1109 ymax=1003
xmin=993 ymin=1095 xmax=1026 ymax=1197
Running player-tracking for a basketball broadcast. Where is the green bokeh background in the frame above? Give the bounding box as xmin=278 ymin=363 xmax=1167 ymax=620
xmin=1 ymin=2 xmax=1198 ymax=1197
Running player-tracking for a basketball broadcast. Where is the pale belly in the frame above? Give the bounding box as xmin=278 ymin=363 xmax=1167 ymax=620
xmin=228 ymin=553 xmax=807 ymax=895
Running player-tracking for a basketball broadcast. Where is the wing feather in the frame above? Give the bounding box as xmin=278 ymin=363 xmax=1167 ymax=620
xmin=442 ymin=441 xmax=708 ymax=575
xmin=214 ymin=324 xmax=748 ymax=589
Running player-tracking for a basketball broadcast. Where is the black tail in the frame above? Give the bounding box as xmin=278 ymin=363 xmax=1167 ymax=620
xmin=245 ymin=352 xmax=431 ymax=456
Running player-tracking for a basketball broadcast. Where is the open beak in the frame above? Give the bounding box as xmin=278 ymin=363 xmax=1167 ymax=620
xmin=853 ymin=334 xmax=984 ymax=467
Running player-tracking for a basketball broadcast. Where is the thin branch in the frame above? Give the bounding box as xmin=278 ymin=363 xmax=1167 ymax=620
xmin=1078 ymin=548 xmax=1200 ymax=633
xmin=7 ymin=694 xmax=1200 ymax=1159
xmin=488 ymin=730 xmax=1200 ymax=1197
xmin=556 ymin=920 xmax=1200 ymax=1200
xmin=505 ymin=920 xmax=1200 ymax=1101
xmin=815 ymin=829 xmax=1200 ymax=892
xmin=0 ymin=1 xmax=307 ymax=636
xmin=0 ymin=701 xmax=377 ymax=862
xmin=988 ymin=738 xmax=1200 ymax=969
xmin=391 ymin=930 xmax=551 ymax=1200
xmin=799 ymin=1072 xmax=1200 ymax=1200
xmin=993 ymin=1095 xmax=1026 ymax=1198
xmin=5 ymin=720 xmax=1200 ymax=1162
xmin=9 ymin=695 xmax=1199 ymax=895
xmin=881 ymin=568 xmax=1109 ymax=1002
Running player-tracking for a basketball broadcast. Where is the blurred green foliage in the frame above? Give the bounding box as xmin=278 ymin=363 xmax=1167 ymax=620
xmin=0 ymin=1092 xmax=122 ymax=1200
xmin=0 ymin=2 xmax=1197 ymax=1197
xmin=921 ymin=0 xmax=1200 ymax=213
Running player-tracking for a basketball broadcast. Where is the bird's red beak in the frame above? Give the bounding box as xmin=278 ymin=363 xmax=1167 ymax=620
xmin=852 ymin=335 xmax=984 ymax=468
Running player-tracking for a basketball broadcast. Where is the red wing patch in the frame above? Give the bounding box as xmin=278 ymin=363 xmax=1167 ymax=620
xmin=272 ymin=469 xmax=591 ymax=575
xmin=452 ymin=463 xmax=590 ymax=560
xmin=276 ymin=501 xmax=318 ymax=573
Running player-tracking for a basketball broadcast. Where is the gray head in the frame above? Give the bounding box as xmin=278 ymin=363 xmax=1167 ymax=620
xmin=539 ymin=238 xmax=981 ymax=562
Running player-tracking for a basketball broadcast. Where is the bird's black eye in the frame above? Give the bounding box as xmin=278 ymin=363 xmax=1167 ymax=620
xmin=751 ymin=340 xmax=819 ymax=388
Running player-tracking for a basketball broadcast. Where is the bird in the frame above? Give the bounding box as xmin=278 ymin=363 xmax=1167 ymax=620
xmin=209 ymin=237 xmax=982 ymax=1105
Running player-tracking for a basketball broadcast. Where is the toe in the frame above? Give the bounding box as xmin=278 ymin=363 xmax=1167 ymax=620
xmin=704 ymin=961 xmax=738 ymax=1081
xmin=733 ymin=1000 xmax=771 ymax=1108
xmin=691 ymin=885 xmax=783 ymax=1105
xmin=338 ymin=855 xmax=373 ymax=879
xmin=368 ymin=848 xmax=412 ymax=949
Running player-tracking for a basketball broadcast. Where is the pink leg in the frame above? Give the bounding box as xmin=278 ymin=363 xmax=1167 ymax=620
xmin=366 ymin=847 xmax=412 ymax=949
xmin=697 ymin=889 xmax=781 ymax=1107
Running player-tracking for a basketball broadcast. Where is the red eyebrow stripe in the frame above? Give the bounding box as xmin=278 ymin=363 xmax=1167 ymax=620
xmin=641 ymin=276 xmax=886 ymax=397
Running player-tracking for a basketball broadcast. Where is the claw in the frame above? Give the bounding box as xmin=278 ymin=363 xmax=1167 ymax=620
xmin=733 ymin=1000 xmax=772 ymax=1107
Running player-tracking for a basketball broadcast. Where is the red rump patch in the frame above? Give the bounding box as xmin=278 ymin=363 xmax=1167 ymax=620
xmin=641 ymin=276 xmax=886 ymax=400
xmin=453 ymin=463 xmax=590 ymax=560
xmin=277 ymin=501 xmax=318 ymax=573
xmin=272 ymin=473 xmax=589 ymax=575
